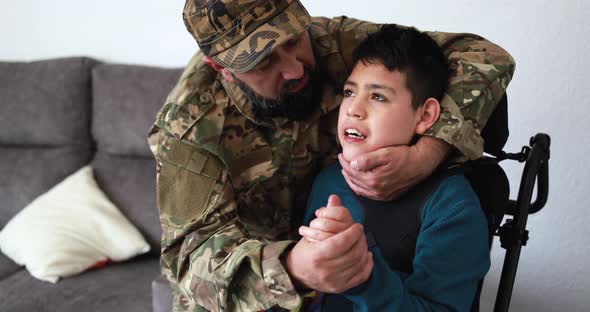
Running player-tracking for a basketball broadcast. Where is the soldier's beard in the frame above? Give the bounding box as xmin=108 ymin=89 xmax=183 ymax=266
xmin=234 ymin=65 xmax=321 ymax=121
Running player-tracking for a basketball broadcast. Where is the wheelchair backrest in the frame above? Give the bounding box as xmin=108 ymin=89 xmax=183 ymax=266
xmin=482 ymin=94 xmax=509 ymax=158
xmin=464 ymin=159 xmax=510 ymax=241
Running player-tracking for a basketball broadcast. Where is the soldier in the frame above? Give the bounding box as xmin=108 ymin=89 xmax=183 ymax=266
xmin=148 ymin=0 xmax=515 ymax=311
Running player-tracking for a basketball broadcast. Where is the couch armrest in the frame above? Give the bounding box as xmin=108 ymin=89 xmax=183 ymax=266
xmin=152 ymin=274 xmax=173 ymax=312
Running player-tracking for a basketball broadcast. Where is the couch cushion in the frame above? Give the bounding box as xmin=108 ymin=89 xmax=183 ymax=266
xmin=0 ymin=146 xmax=91 ymax=227
xmin=92 ymin=64 xmax=181 ymax=157
xmin=92 ymin=153 xmax=161 ymax=253
xmin=0 ymin=165 xmax=151 ymax=283
xmin=0 ymin=255 xmax=159 ymax=312
xmin=0 ymin=57 xmax=97 ymax=146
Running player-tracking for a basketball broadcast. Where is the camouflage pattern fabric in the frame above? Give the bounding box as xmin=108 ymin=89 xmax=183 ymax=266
xmin=426 ymin=31 xmax=515 ymax=159
xmin=148 ymin=16 xmax=515 ymax=311
xmin=183 ymin=0 xmax=311 ymax=73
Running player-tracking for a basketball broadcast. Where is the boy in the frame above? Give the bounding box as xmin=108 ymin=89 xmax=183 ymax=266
xmin=299 ymin=25 xmax=490 ymax=311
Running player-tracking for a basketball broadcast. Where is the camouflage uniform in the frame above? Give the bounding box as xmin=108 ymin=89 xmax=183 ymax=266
xmin=148 ymin=5 xmax=515 ymax=312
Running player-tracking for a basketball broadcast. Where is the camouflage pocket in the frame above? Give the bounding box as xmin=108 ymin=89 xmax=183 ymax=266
xmin=158 ymin=140 xmax=222 ymax=222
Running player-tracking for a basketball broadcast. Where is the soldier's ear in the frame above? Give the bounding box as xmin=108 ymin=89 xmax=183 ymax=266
xmin=203 ymin=56 xmax=234 ymax=82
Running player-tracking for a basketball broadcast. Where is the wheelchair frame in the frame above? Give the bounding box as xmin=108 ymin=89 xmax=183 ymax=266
xmin=492 ymin=133 xmax=551 ymax=312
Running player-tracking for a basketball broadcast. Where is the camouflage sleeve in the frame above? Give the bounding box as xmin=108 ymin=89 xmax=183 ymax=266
xmin=148 ymin=130 xmax=301 ymax=312
xmin=424 ymin=32 xmax=515 ymax=160
xmin=329 ymin=17 xmax=516 ymax=160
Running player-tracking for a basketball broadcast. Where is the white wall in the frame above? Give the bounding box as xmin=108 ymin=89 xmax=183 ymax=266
xmin=2 ymin=0 xmax=589 ymax=311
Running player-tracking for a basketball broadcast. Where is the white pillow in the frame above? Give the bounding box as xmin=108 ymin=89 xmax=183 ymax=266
xmin=0 ymin=165 xmax=150 ymax=283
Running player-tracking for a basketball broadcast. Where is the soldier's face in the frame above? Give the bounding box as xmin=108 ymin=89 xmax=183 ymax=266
xmin=231 ymin=32 xmax=320 ymax=120
xmin=233 ymin=31 xmax=316 ymax=100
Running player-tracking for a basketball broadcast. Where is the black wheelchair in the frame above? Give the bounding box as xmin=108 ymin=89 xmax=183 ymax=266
xmin=467 ymin=94 xmax=551 ymax=312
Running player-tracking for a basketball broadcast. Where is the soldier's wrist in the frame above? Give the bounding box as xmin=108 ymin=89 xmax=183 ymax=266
xmin=281 ymin=247 xmax=311 ymax=293
xmin=415 ymin=136 xmax=452 ymax=172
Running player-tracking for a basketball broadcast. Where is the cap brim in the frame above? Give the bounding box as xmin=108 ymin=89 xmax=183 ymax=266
xmin=212 ymin=0 xmax=311 ymax=74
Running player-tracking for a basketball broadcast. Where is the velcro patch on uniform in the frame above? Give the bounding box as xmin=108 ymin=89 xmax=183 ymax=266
xmin=157 ymin=139 xmax=224 ymax=221
xmin=161 ymin=139 xmax=222 ymax=179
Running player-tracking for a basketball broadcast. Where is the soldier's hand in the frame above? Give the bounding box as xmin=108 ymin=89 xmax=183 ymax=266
xmin=299 ymin=194 xmax=354 ymax=242
xmin=285 ymin=223 xmax=373 ymax=293
xmin=339 ymin=136 xmax=450 ymax=201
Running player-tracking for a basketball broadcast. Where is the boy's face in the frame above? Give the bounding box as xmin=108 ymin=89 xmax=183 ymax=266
xmin=338 ymin=62 xmax=421 ymax=161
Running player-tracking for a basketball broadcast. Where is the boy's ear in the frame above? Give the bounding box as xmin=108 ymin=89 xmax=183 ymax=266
xmin=415 ymin=97 xmax=441 ymax=135
xmin=202 ymin=56 xmax=234 ymax=82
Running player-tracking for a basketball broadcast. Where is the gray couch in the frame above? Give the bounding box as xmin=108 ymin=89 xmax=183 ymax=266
xmin=0 ymin=57 xmax=179 ymax=312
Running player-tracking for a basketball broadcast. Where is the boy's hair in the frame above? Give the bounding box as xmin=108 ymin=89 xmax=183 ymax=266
xmin=352 ymin=25 xmax=450 ymax=109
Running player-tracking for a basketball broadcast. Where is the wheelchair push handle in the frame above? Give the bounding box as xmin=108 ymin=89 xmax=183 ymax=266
xmin=528 ymin=133 xmax=550 ymax=213
xmin=506 ymin=133 xmax=551 ymax=216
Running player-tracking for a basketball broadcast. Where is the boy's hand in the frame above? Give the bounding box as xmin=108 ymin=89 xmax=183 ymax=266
xmin=289 ymin=195 xmax=372 ymax=292
xmin=299 ymin=195 xmax=354 ymax=242
xmin=286 ymin=222 xmax=373 ymax=293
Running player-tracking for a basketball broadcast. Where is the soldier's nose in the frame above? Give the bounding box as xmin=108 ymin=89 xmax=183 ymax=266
xmin=280 ymin=61 xmax=304 ymax=81
xmin=275 ymin=49 xmax=304 ymax=81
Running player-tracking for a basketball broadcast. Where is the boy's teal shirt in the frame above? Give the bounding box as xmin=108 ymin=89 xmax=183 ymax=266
xmin=304 ymin=163 xmax=491 ymax=311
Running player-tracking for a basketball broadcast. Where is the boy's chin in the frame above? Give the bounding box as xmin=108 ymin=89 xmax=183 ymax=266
xmin=342 ymin=145 xmax=384 ymax=163
xmin=342 ymin=148 xmax=366 ymax=163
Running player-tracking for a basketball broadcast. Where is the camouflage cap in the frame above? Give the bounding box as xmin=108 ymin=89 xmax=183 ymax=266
xmin=183 ymin=0 xmax=311 ymax=73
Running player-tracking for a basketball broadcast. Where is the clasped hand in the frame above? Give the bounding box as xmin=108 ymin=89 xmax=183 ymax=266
xmin=285 ymin=195 xmax=373 ymax=293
